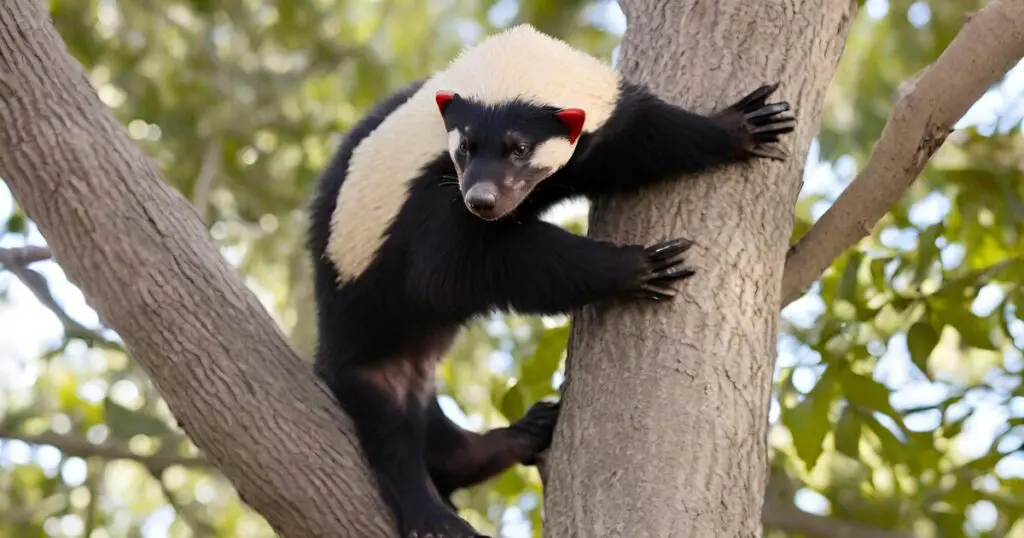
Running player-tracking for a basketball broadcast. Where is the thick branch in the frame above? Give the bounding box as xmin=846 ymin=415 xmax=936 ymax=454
xmin=1 ymin=432 xmax=211 ymax=472
xmin=0 ymin=2 xmax=391 ymax=537
xmin=781 ymin=0 xmax=1024 ymax=306
xmin=762 ymin=502 xmax=912 ymax=538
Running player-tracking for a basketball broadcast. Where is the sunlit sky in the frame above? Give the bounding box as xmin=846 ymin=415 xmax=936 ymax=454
xmin=2 ymin=0 xmax=1024 ymax=536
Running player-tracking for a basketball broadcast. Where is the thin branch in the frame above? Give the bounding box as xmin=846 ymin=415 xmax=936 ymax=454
xmin=1 ymin=432 xmax=212 ymax=472
xmin=762 ymin=501 xmax=913 ymax=538
xmin=1 ymin=248 xmax=125 ymax=351
xmin=82 ymin=460 xmax=102 ymax=537
xmin=781 ymin=0 xmax=1024 ymax=306
xmin=0 ymin=246 xmax=52 ymax=267
xmin=148 ymin=467 xmax=218 ymax=537
xmin=0 ymin=493 xmax=67 ymax=524
xmin=191 ymin=136 xmax=221 ymax=223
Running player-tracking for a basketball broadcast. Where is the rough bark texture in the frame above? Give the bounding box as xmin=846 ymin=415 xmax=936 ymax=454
xmin=0 ymin=2 xmax=392 ymax=537
xmin=544 ymin=1 xmax=855 ymax=536
xmin=781 ymin=0 xmax=1024 ymax=305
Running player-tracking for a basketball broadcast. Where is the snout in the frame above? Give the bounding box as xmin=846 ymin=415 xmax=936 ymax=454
xmin=461 ymin=180 xmax=519 ymax=221
xmin=464 ymin=183 xmax=499 ymax=216
xmin=459 ymin=160 xmax=539 ymax=220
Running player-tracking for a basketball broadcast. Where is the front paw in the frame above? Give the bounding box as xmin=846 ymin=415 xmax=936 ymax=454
xmin=719 ymin=82 xmax=796 ymax=161
xmin=508 ymin=400 xmax=560 ymax=465
xmin=628 ymin=238 xmax=696 ymax=301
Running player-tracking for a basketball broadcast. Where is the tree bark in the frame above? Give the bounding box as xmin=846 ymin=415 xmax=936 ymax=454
xmin=0 ymin=2 xmax=391 ymax=537
xmin=544 ymin=1 xmax=856 ymax=536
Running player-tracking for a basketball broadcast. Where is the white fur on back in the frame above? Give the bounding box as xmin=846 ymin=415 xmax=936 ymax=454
xmin=328 ymin=24 xmax=621 ymax=281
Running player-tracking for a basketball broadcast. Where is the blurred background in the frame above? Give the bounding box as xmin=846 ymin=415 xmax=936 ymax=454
xmin=1 ymin=0 xmax=1023 ymax=536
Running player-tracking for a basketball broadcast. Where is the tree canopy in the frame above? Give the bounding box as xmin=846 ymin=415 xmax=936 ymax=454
xmin=1 ymin=0 xmax=1022 ymax=537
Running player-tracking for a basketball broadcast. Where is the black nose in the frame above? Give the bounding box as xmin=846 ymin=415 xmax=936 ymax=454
xmin=464 ymin=183 xmax=498 ymax=211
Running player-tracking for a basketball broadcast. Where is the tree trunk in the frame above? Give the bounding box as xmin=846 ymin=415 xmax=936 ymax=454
xmin=0 ymin=2 xmax=392 ymax=537
xmin=544 ymin=1 xmax=856 ymax=536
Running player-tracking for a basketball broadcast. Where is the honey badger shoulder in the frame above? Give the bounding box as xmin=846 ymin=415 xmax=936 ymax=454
xmin=308 ymin=24 xmax=796 ymax=538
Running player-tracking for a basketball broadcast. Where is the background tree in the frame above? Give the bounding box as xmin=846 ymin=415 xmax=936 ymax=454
xmin=0 ymin=1 xmax=1021 ymax=538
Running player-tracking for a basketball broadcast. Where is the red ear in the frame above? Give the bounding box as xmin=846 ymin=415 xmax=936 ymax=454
xmin=435 ymin=91 xmax=455 ymax=114
xmin=555 ymin=108 xmax=586 ymax=144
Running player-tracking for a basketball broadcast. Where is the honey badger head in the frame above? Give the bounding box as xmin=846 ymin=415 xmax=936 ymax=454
xmin=435 ymin=91 xmax=585 ymax=221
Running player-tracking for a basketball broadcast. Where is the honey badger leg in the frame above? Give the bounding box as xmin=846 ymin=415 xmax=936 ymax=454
xmin=425 ymin=399 xmax=560 ymax=503
xmin=563 ymin=82 xmax=796 ymax=197
xmin=322 ymin=367 xmax=487 ymax=538
xmin=409 ymin=218 xmax=698 ymax=317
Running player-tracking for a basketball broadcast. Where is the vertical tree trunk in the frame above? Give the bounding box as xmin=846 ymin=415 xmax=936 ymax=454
xmin=544 ymin=1 xmax=855 ymax=536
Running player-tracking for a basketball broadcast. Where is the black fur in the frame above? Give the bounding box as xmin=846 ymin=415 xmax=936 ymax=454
xmin=308 ymin=76 xmax=794 ymax=538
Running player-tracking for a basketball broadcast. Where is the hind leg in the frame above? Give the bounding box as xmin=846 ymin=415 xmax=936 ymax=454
xmin=426 ymin=398 xmax=560 ymax=501
xmin=325 ymin=370 xmax=488 ymax=538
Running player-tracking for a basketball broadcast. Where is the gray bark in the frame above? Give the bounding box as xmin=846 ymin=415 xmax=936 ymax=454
xmin=0 ymin=2 xmax=392 ymax=536
xmin=544 ymin=1 xmax=856 ymax=536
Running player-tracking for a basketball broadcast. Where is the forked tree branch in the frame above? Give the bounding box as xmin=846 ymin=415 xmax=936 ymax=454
xmin=0 ymin=2 xmax=392 ymax=537
xmin=781 ymin=0 xmax=1024 ymax=306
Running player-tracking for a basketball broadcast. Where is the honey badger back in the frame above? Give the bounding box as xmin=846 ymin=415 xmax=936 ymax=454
xmin=307 ymin=24 xmax=795 ymax=538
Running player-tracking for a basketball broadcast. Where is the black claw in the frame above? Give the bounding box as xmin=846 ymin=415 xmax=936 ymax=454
xmin=722 ymin=82 xmax=796 ymax=163
xmin=648 ymin=257 xmax=683 ymax=275
xmin=637 ymin=284 xmax=676 ymax=300
xmin=733 ymin=82 xmax=781 ymax=111
xmin=751 ymin=120 xmax=797 ymax=136
xmin=645 ymin=237 xmax=694 ymax=261
xmin=629 ymin=237 xmax=699 ymax=301
xmin=748 ymin=115 xmax=789 ymax=128
xmin=749 ymin=145 xmax=789 ymax=160
xmin=649 ymin=265 xmax=695 ymax=282
xmin=744 ymin=102 xmax=790 ymax=122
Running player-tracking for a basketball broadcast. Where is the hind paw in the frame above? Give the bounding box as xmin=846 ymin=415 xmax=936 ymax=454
xmin=403 ymin=511 xmax=489 ymax=538
xmin=507 ymin=399 xmax=561 ymax=465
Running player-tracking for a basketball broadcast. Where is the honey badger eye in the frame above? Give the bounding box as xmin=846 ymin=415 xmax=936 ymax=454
xmin=457 ymin=139 xmax=468 ymax=154
xmin=512 ymin=143 xmax=531 ymax=157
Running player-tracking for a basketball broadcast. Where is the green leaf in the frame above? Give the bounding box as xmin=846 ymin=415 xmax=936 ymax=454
xmin=870 ymin=257 xmax=891 ymax=293
xmin=5 ymin=211 xmax=25 ymax=234
xmin=906 ymin=322 xmax=938 ymax=378
xmin=782 ymin=372 xmax=836 ymax=471
xmin=492 ymin=467 xmax=527 ymax=496
xmin=500 ymin=383 xmax=528 ymax=422
xmin=520 ymin=325 xmax=568 ymax=388
xmin=913 ymin=223 xmax=943 ymax=286
xmin=945 ymin=306 xmax=997 ymax=350
xmin=841 ymin=370 xmax=898 ymax=419
xmin=943 ymin=413 xmax=969 ymax=439
xmin=927 ymin=508 xmax=966 ymax=534
xmin=861 ymin=413 xmax=906 ymax=464
xmin=834 ymin=407 xmax=861 ymax=459
xmin=103 ymin=399 xmax=171 ymax=439
xmin=839 ymin=252 xmax=861 ymax=300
